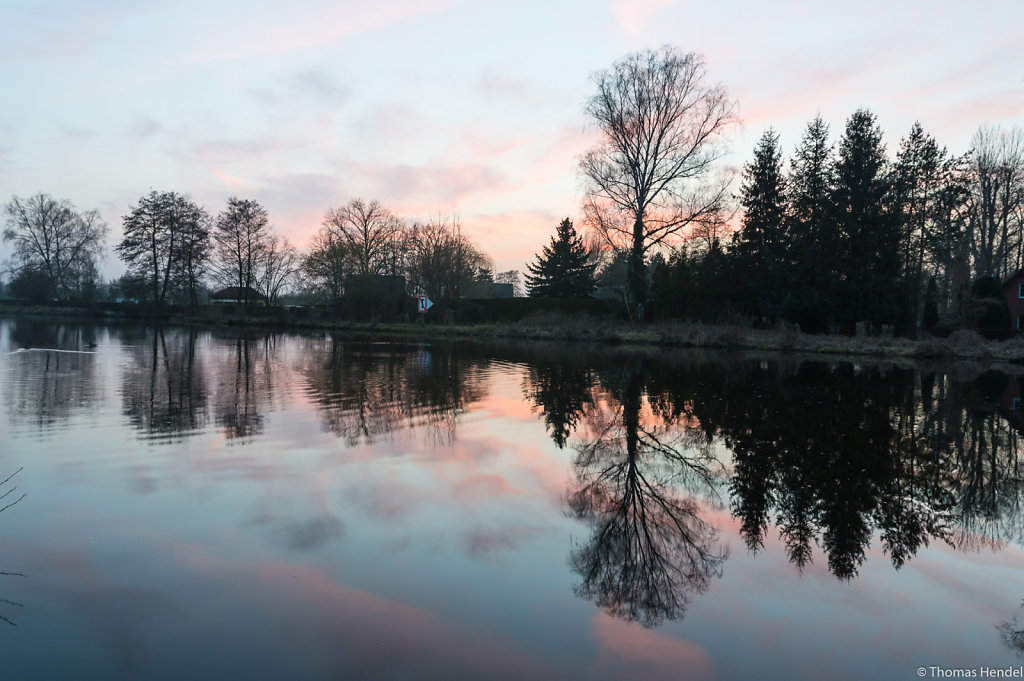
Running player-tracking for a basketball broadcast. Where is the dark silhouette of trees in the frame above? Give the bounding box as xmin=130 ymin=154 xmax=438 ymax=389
xmin=580 ymin=46 xmax=736 ymax=320
xmin=892 ymin=122 xmax=947 ymax=332
xmin=212 ymin=197 xmax=270 ymax=309
xmin=405 ymin=216 xmax=487 ymax=313
xmin=259 ymin=234 xmax=300 ymax=304
xmin=322 ymin=198 xmax=405 ymax=278
xmin=525 ymin=218 xmax=596 ymax=298
xmin=967 ymin=124 xmax=1024 ymax=280
xmin=3 ymin=193 xmax=107 ymax=301
xmin=832 ymin=108 xmax=898 ymax=332
xmin=116 ymin=191 xmax=211 ymax=307
xmin=783 ymin=115 xmax=836 ymax=331
xmin=303 ymin=230 xmax=350 ymax=309
xmin=732 ymin=128 xmax=787 ymax=320
xmin=567 ymin=359 xmax=726 ymax=625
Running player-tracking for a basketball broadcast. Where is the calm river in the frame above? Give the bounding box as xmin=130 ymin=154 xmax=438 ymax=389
xmin=2 ymin=318 xmax=1024 ymax=680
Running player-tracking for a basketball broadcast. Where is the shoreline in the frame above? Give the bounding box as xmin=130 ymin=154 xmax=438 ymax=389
xmin=3 ymin=302 xmax=1022 ymax=363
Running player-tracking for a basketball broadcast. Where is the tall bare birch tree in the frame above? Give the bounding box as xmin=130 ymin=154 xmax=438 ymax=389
xmin=580 ymin=47 xmax=736 ymax=319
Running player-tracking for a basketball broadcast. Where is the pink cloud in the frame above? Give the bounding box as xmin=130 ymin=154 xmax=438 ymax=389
xmin=589 ymin=611 xmax=714 ymax=680
xmin=610 ymin=0 xmax=679 ymax=37
xmin=183 ymin=0 xmax=455 ymax=64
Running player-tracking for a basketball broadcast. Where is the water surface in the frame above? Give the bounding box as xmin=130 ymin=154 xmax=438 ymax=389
xmin=2 ymin=318 xmax=1024 ymax=680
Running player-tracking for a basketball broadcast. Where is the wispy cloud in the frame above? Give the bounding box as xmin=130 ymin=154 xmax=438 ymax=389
xmin=609 ymin=0 xmax=679 ymax=37
xmin=184 ymin=0 xmax=455 ymax=64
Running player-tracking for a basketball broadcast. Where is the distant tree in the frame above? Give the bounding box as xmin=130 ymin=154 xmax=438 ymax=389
xmin=966 ymin=124 xmax=1024 ymax=280
xmin=259 ymin=235 xmax=300 ymax=304
xmin=732 ymin=129 xmax=787 ymax=320
xmin=303 ymin=231 xmax=350 ymax=308
xmin=892 ymin=122 xmax=946 ymax=331
xmin=322 ymin=198 xmax=405 ymax=277
xmin=832 ymin=108 xmax=897 ymax=331
xmin=526 ymin=218 xmax=597 ymax=298
xmin=212 ymin=197 xmax=270 ymax=307
xmin=3 ymin=193 xmax=107 ymax=301
xmin=406 ymin=216 xmax=487 ymax=310
xmin=784 ymin=115 xmax=836 ymax=331
xmin=580 ymin=47 xmax=736 ymax=320
xmin=495 ymin=269 xmax=524 ymax=297
xmin=116 ymin=191 xmax=210 ymax=307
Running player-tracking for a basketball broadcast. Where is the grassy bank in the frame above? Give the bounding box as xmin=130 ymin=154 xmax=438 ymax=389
xmin=4 ymin=301 xmax=1023 ymax=362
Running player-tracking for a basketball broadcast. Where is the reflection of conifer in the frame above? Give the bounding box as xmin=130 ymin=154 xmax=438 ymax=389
xmin=524 ymin=363 xmax=593 ymax=448
xmin=525 ymin=218 xmax=596 ymax=298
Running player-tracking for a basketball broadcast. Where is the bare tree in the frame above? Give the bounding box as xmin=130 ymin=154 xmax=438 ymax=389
xmin=966 ymin=124 xmax=1024 ymax=280
xmin=303 ymin=230 xmax=350 ymax=308
xmin=259 ymin=234 xmax=300 ymax=304
xmin=116 ymin=191 xmax=209 ymax=306
xmin=580 ymin=47 xmax=737 ymax=319
xmin=3 ymin=193 xmax=107 ymax=301
xmin=213 ymin=197 xmax=270 ymax=307
xmin=406 ymin=216 xmax=487 ymax=309
xmin=322 ymin=198 xmax=405 ymax=277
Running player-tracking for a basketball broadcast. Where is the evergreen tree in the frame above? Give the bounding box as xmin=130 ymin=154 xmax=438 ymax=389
xmin=832 ymin=109 xmax=897 ymax=332
xmin=526 ymin=218 xmax=597 ymax=298
xmin=893 ymin=121 xmax=945 ymax=332
xmin=784 ymin=115 xmax=836 ymax=331
xmin=733 ymin=128 xmax=787 ymax=320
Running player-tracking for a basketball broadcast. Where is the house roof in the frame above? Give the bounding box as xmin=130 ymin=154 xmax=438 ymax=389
xmin=210 ymin=286 xmax=267 ymax=301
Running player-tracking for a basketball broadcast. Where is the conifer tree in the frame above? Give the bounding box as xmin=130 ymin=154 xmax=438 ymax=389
xmin=526 ymin=218 xmax=597 ymax=298
xmin=832 ymin=108 xmax=897 ymax=331
xmin=784 ymin=115 xmax=835 ymax=331
xmin=893 ymin=121 xmax=945 ymax=331
xmin=734 ymin=128 xmax=787 ymax=320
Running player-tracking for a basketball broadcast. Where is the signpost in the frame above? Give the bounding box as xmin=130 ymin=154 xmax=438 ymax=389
xmin=417 ymin=295 xmax=433 ymax=323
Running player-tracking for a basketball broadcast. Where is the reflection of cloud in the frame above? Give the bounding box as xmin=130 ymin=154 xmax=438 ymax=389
xmin=452 ymin=473 xmax=521 ymax=503
xmin=172 ymin=548 xmax=562 ymax=681
xmin=589 ymin=611 xmax=713 ymax=681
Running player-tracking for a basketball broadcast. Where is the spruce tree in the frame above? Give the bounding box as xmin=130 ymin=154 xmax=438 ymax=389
xmin=785 ymin=115 xmax=835 ymax=331
xmin=893 ymin=122 xmax=944 ymax=332
xmin=832 ymin=108 xmax=897 ymax=332
xmin=734 ymin=128 xmax=787 ymax=320
xmin=526 ymin=218 xmax=597 ymax=298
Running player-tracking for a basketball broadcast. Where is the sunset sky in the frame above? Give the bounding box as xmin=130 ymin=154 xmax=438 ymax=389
xmin=1 ymin=0 xmax=1022 ymax=279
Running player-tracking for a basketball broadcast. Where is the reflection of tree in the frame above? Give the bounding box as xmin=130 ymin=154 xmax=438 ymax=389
xmin=302 ymin=340 xmax=487 ymax=445
xmin=523 ymin=346 xmax=1024 ymax=581
xmin=523 ymin=360 xmax=593 ymax=449
xmin=122 ymin=327 xmax=208 ymax=442
xmin=213 ymin=333 xmax=278 ymax=442
xmin=4 ymin=320 xmax=100 ymax=435
xmin=999 ymin=601 xmax=1024 ymax=657
xmin=1 ymin=468 xmax=25 ymax=627
xmin=568 ymin=360 xmax=726 ymax=626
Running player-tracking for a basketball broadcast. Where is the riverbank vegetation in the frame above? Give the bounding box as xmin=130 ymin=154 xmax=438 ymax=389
xmin=2 ymin=48 xmax=1021 ymax=341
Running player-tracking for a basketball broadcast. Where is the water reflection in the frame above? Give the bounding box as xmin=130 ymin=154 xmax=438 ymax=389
xmin=0 ymin=468 xmax=26 ymax=627
xmin=3 ymin=321 xmax=100 ymax=435
xmin=520 ymin=350 xmax=1024 ymax=601
xmin=567 ymin=358 xmax=726 ymax=627
xmin=121 ymin=327 xmax=209 ymax=442
xmin=213 ymin=332 xmax=278 ymax=442
xmin=301 ymin=339 xmax=488 ymax=445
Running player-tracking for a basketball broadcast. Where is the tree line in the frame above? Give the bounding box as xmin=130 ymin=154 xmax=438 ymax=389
xmin=3 ymin=45 xmax=1021 ymax=334
xmin=1 ymin=191 xmax=519 ymax=319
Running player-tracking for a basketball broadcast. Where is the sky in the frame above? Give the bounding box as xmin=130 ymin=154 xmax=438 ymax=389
xmin=1 ymin=0 xmax=1022 ymax=281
